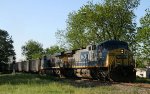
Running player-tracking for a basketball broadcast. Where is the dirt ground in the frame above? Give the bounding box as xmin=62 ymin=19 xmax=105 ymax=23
xmin=118 ymin=82 xmax=150 ymax=88
xmin=73 ymin=79 xmax=150 ymax=92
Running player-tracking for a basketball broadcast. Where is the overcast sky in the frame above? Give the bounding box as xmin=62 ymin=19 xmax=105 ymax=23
xmin=0 ymin=0 xmax=149 ymax=61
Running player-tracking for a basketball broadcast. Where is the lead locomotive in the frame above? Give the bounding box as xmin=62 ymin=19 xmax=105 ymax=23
xmin=42 ymin=40 xmax=136 ymax=82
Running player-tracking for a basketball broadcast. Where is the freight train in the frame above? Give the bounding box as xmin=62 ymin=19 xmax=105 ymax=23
xmin=15 ymin=40 xmax=136 ymax=82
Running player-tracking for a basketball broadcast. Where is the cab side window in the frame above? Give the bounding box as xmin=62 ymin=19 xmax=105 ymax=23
xmin=92 ymin=45 xmax=96 ymax=50
xmin=88 ymin=46 xmax=91 ymax=51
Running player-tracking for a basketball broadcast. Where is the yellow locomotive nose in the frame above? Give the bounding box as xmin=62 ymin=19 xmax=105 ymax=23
xmin=105 ymin=48 xmax=130 ymax=67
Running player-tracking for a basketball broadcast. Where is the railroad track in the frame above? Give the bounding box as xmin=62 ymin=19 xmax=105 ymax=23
xmin=67 ymin=78 xmax=150 ymax=88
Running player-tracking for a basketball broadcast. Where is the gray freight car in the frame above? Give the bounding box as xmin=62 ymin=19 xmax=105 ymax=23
xmin=29 ymin=60 xmax=40 ymax=72
xmin=15 ymin=62 xmax=22 ymax=72
xmin=21 ymin=61 xmax=29 ymax=72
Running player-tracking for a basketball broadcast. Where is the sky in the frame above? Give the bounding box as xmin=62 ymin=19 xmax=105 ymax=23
xmin=0 ymin=0 xmax=149 ymax=61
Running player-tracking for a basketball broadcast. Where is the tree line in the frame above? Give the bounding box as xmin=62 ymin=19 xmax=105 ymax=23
xmin=0 ymin=0 xmax=149 ymax=68
xmin=21 ymin=40 xmax=65 ymax=60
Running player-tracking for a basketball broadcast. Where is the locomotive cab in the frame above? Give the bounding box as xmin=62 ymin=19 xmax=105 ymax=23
xmin=87 ymin=44 xmax=97 ymax=63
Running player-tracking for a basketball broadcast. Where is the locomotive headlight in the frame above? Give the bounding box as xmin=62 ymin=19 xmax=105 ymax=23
xmin=121 ymin=49 xmax=124 ymax=54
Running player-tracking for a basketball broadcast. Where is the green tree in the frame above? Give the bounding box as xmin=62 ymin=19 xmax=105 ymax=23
xmin=0 ymin=29 xmax=15 ymax=63
xmin=56 ymin=0 xmax=140 ymax=50
xmin=44 ymin=45 xmax=65 ymax=55
xmin=104 ymin=0 xmax=140 ymax=10
xmin=22 ymin=40 xmax=43 ymax=60
xmin=136 ymin=9 xmax=150 ymax=67
xmin=55 ymin=30 xmax=68 ymax=49
xmin=104 ymin=0 xmax=140 ymax=53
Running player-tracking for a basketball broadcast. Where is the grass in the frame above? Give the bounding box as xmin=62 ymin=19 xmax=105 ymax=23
xmin=0 ymin=73 xmax=150 ymax=94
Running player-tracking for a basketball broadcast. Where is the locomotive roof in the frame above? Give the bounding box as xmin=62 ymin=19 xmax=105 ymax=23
xmin=54 ymin=50 xmax=76 ymax=57
xmin=54 ymin=52 xmax=64 ymax=57
xmin=65 ymin=50 xmax=75 ymax=54
xmin=99 ymin=40 xmax=129 ymax=50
